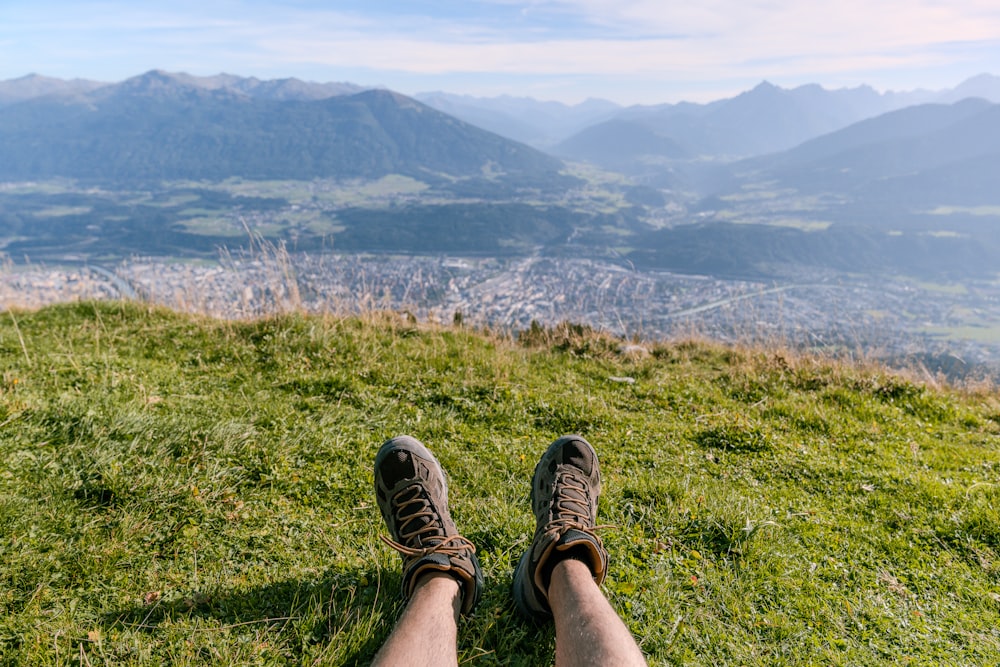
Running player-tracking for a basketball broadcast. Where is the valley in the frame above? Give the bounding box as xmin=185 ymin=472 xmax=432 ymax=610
xmin=2 ymin=250 xmax=998 ymax=380
xmin=1 ymin=71 xmax=999 ymax=380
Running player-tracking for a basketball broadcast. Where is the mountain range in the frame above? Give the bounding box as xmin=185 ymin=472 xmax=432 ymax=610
xmin=8 ymin=71 xmax=1000 ymax=155
xmin=0 ymin=71 xmax=363 ymax=106
xmin=620 ymin=97 xmax=1000 ymax=278
xmin=0 ymin=70 xmax=562 ymax=186
xmin=735 ymin=97 xmax=1000 ymax=206
xmin=413 ymin=92 xmax=620 ymax=147
xmin=0 ymin=70 xmax=998 ymax=279
xmin=552 ymin=77 xmax=1000 ymax=175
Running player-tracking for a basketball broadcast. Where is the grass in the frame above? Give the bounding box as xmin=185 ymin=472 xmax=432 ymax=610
xmin=0 ymin=303 xmax=998 ymax=665
xmin=209 ymin=176 xmax=430 ymax=209
xmin=923 ymin=324 xmax=1000 ymax=344
xmin=906 ymin=280 xmax=969 ymax=296
xmin=175 ymin=216 xmax=246 ymax=238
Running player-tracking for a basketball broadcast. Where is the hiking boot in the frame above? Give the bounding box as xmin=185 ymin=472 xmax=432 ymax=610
xmin=374 ymin=435 xmax=483 ymax=616
xmin=513 ymin=435 xmax=608 ymax=622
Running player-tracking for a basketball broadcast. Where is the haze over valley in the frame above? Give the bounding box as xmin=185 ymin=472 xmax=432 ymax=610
xmin=1 ymin=70 xmax=999 ymax=378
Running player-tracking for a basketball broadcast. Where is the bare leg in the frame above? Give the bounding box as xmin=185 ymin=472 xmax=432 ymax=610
xmin=372 ymin=573 xmax=462 ymax=667
xmin=549 ymin=558 xmax=647 ymax=667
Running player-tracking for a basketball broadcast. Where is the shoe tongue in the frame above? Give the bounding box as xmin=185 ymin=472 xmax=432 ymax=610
xmin=384 ymin=450 xmax=416 ymax=487
xmin=560 ymin=440 xmax=593 ymax=475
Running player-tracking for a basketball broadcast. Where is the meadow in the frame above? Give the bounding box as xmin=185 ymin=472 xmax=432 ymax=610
xmin=0 ymin=303 xmax=997 ymax=665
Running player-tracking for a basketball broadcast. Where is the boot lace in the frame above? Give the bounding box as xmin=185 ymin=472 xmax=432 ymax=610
xmin=542 ymin=470 xmax=612 ymax=542
xmin=380 ymin=483 xmax=476 ymax=559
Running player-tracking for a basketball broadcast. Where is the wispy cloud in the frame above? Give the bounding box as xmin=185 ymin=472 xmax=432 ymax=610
xmin=2 ymin=0 xmax=1000 ymax=102
xmin=255 ymin=0 xmax=1000 ymax=77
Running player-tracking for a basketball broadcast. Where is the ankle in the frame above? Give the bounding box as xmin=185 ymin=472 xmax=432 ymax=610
xmin=410 ymin=571 xmax=463 ymax=617
xmin=550 ymin=554 xmax=594 ymax=586
xmin=542 ymin=544 xmax=598 ymax=593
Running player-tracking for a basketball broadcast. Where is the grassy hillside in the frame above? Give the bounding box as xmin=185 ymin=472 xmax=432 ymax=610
xmin=0 ymin=303 xmax=998 ymax=665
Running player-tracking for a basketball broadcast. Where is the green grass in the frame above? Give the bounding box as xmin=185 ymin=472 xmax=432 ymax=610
xmin=209 ymin=176 xmax=430 ymax=208
xmin=175 ymin=216 xmax=244 ymax=237
xmin=0 ymin=304 xmax=998 ymax=665
xmin=924 ymin=324 xmax=1000 ymax=344
xmin=906 ymin=280 xmax=969 ymax=296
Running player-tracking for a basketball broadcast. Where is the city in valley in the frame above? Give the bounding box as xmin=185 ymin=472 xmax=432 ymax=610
xmin=1 ymin=253 xmax=998 ymax=381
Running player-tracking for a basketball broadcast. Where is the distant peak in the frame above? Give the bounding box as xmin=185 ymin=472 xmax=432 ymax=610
xmin=738 ymin=81 xmax=785 ymax=100
xmin=110 ymin=70 xmax=243 ymax=102
xmin=121 ymin=70 xmax=183 ymax=87
xmin=138 ymin=69 xmax=175 ymax=80
xmin=355 ymin=88 xmax=412 ymax=103
xmin=961 ymin=73 xmax=999 ymax=84
xmin=576 ymin=97 xmax=621 ymax=110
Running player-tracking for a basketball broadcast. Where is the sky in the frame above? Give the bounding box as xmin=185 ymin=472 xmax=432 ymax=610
xmin=3 ymin=0 xmax=1000 ymax=105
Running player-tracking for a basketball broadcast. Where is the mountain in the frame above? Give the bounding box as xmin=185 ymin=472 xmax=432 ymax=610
xmin=552 ymin=119 xmax=689 ymax=175
xmin=736 ymin=99 xmax=1000 ymax=209
xmin=154 ymin=71 xmax=365 ymax=100
xmin=0 ymin=71 xmax=587 ymax=262
xmin=553 ymin=81 xmax=926 ymax=171
xmin=2 ymin=70 xmax=998 ymax=278
xmin=414 ymin=92 xmax=620 ymax=148
xmin=696 ymin=82 xmax=892 ymax=153
xmin=630 ymin=99 xmax=1000 ymax=279
xmin=0 ymin=70 xmax=362 ymax=105
xmin=938 ymin=73 xmax=1000 ymax=104
xmin=0 ymin=70 xmax=564 ymax=185
xmin=750 ymin=98 xmax=995 ymax=171
xmin=548 ymin=75 xmax=1000 ymax=203
xmin=0 ymin=73 xmax=107 ymax=106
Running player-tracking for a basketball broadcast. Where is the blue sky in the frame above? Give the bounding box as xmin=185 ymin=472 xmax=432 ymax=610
xmin=3 ymin=0 xmax=1000 ymax=104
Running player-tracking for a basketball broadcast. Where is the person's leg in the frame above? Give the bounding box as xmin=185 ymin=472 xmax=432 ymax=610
xmin=371 ymin=572 xmax=462 ymax=667
xmin=548 ymin=558 xmax=647 ymax=667
xmin=512 ymin=435 xmax=647 ymax=666
xmin=372 ymin=435 xmax=484 ymax=667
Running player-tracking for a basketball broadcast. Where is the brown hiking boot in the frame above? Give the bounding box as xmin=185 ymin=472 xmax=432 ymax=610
xmin=513 ymin=435 xmax=608 ymax=622
xmin=374 ymin=435 xmax=483 ymax=615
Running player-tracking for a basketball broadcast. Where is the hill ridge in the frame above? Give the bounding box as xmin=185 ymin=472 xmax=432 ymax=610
xmin=0 ymin=76 xmax=564 ymax=183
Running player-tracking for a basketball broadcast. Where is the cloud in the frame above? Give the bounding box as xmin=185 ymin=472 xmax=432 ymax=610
xmin=488 ymin=0 xmax=1000 ymax=36
xmin=4 ymin=0 xmax=1000 ymax=102
xmin=261 ymin=34 xmax=978 ymax=85
xmin=251 ymin=0 xmax=1000 ymax=78
xmin=245 ymin=0 xmax=1000 ymax=88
